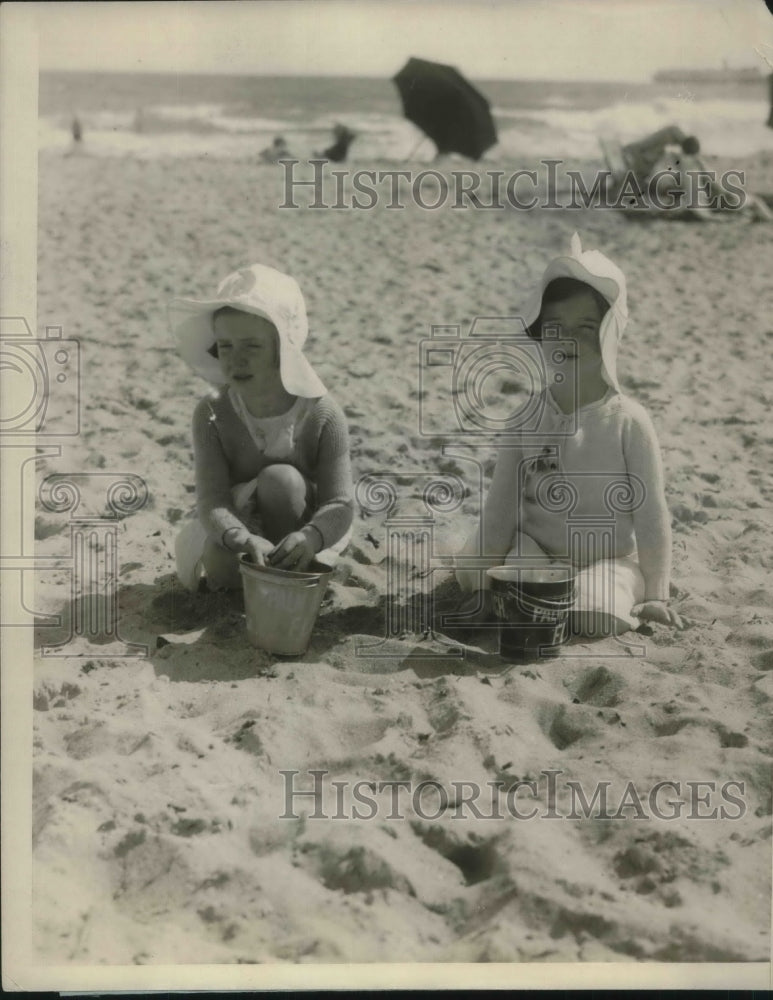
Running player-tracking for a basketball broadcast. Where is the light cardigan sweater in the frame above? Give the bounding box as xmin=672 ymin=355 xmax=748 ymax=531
xmin=192 ymin=390 xmax=353 ymax=550
xmin=479 ymin=389 xmax=672 ymax=601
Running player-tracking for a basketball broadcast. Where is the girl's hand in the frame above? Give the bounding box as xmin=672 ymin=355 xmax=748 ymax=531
xmin=631 ymin=600 xmax=684 ymax=630
xmin=268 ymin=526 xmax=322 ymax=572
xmin=243 ymin=534 xmax=276 ymax=567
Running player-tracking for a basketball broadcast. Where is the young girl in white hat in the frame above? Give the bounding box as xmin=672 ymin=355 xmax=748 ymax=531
xmin=170 ymin=264 xmax=353 ymax=591
xmin=455 ymin=233 xmax=683 ymax=636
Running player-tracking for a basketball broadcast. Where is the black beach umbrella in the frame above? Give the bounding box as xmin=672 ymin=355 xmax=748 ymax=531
xmin=393 ymin=56 xmax=497 ymax=160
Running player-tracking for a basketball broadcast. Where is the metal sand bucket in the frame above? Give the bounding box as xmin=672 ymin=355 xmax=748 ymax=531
xmin=486 ymin=563 xmax=576 ymax=661
xmin=239 ymin=556 xmax=332 ymax=656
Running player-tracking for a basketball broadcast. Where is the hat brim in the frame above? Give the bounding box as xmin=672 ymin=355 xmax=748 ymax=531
xmin=521 ymin=255 xmax=625 ymax=394
xmin=169 ymin=297 xmax=327 ymax=397
xmin=521 ymin=256 xmax=621 ymax=327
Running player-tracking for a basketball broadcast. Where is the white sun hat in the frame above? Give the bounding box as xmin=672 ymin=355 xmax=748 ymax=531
xmin=169 ymin=263 xmax=327 ymax=397
xmin=521 ymin=232 xmax=628 ymax=393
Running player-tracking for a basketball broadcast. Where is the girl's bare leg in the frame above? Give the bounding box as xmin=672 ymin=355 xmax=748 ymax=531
xmin=201 ymin=466 xmax=312 ymax=590
xmin=201 ymin=536 xmax=242 ymax=590
xmin=254 ymin=464 xmax=312 ymax=543
xmin=570 ymin=610 xmax=630 ymax=638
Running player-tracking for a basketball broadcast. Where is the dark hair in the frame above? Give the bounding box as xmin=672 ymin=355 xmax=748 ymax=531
xmin=527 ymin=277 xmax=609 ymax=340
xmin=682 ymin=135 xmax=700 ymax=155
xmin=207 ymin=306 xmax=251 ymax=359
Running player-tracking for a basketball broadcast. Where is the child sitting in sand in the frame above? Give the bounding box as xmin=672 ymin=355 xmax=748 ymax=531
xmin=170 ymin=264 xmax=353 ymax=590
xmin=259 ymin=136 xmax=292 ymax=164
xmin=455 ymin=233 xmax=683 ymax=636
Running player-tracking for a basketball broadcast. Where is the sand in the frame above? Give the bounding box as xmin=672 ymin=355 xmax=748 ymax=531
xmin=32 ymin=148 xmax=773 ymax=967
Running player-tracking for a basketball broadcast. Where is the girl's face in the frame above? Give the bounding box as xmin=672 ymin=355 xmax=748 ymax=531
xmin=213 ymin=311 xmax=280 ymax=389
xmin=538 ymin=290 xmax=604 ymax=385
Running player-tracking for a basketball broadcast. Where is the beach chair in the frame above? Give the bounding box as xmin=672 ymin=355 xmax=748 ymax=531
xmin=599 ymin=136 xmax=631 ymax=185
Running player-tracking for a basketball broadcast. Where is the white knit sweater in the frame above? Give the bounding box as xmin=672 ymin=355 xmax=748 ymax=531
xmin=477 ymin=388 xmax=672 ymax=601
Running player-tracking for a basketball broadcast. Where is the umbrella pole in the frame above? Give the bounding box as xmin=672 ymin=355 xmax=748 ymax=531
xmin=405 ymin=135 xmax=428 ymax=161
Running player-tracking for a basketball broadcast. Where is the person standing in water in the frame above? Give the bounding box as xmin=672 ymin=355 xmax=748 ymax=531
xmin=320 ymin=124 xmax=357 ymax=163
xmin=767 ymin=73 xmax=773 ymax=129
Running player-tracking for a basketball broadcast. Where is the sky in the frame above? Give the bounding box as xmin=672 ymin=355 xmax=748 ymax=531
xmin=28 ymin=0 xmax=773 ymax=82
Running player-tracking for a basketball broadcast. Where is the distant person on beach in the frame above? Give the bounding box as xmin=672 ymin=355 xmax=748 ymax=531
xmin=170 ymin=264 xmax=354 ymax=591
xmin=455 ymin=233 xmax=684 ymax=637
xmin=622 ymin=124 xmax=700 ymax=192
xmin=604 ymin=125 xmax=773 ymax=221
xmin=648 ymin=143 xmax=773 ymax=221
xmin=64 ymin=115 xmax=85 ymax=157
xmin=768 ymin=73 xmax=773 ymax=129
xmin=259 ymin=136 xmax=292 ymax=163
xmin=319 ymin=123 xmax=356 ymax=163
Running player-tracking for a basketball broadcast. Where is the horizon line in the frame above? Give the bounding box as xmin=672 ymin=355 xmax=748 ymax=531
xmin=37 ymin=67 xmax=672 ymax=85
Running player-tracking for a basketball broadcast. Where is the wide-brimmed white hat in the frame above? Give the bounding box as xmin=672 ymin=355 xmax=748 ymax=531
xmin=169 ymin=263 xmax=327 ymax=397
xmin=522 ymin=232 xmax=628 ymax=393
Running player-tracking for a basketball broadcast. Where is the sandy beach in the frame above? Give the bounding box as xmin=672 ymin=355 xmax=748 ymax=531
xmin=32 ymin=147 xmax=773 ymax=966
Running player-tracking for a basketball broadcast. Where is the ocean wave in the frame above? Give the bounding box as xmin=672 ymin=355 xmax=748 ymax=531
xmin=39 ymin=91 xmax=773 ymax=163
xmin=491 ymin=97 xmax=773 ymax=160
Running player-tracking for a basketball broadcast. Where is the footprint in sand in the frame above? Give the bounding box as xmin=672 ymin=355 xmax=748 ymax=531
xmin=35 ymin=516 xmax=67 ymax=541
xmin=411 ymin=822 xmax=502 ymax=886
xmin=671 ymin=502 xmax=709 ymax=527
xmin=751 ymin=649 xmax=773 ymax=671
xmin=295 ymin=841 xmax=416 ymax=897
xmin=613 ymin=829 xmax=729 ymax=906
xmin=726 ymin=622 xmax=773 ymax=650
xmin=537 ymin=702 xmax=604 ymax=751
xmin=34 ymin=680 xmax=81 ymax=712
xmin=425 ymin=679 xmax=471 ymax=734
xmin=650 ymin=708 xmax=749 ymax=748
xmin=571 ymin=666 xmax=626 ymax=708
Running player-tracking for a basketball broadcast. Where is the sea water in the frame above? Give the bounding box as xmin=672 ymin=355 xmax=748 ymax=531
xmin=39 ymin=71 xmax=773 ymax=162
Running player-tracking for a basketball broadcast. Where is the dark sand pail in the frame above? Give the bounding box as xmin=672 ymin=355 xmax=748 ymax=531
xmin=239 ymin=557 xmax=331 ymax=656
xmin=486 ymin=564 xmax=576 ymax=660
